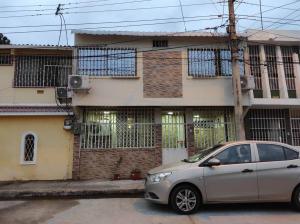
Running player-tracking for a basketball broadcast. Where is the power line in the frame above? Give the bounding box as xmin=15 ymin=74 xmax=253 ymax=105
xmin=0 ymin=2 xmax=219 ymax=19
xmin=0 ymin=14 xmax=223 ymax=29
xmin=2 ymin=17 xmax=224 ymax=35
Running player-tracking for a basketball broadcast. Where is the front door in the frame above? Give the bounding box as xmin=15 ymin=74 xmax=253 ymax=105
xmin=162 ymin=111 xmax=187 ymax=164
xmin=204 ymin=144 xmax=259 ymax=202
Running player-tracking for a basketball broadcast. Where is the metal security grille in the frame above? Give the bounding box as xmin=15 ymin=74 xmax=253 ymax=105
xmin=245 ymin=109 xmax=287 ymax=143
xmin=0 ymin=53 xmax=12 ymax=65
xmin=14 ymin=55 xmax=72 ymax=87
xmin=81 ymin=108 xmax=154 ymax=149
xmin=162 ymin=111 xmax=186 ymax=149
xmin=77 ymin=47 xmax=136 ymax=77
xmin=281 ymin=46 xmax=297 ymax=98
xmin=193 ymin=108 xmax=235 ymax=149
xmin=264 ymin=45 xmax=280 ymax=98
xmin=249 ymin=45 xmax=263 ymax=98
xmin=24 ymin=134 xmax=35 ymax=161
xmin=291 ymin=110 xmax=300 ymax=146
xmin=188 ymin=48 xmax=244 ymax=77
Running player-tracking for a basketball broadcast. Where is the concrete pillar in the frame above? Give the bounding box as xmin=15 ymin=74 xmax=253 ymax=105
xmin=276 ymin=46 xmax=289 ymax=98
xmin=259 ymin=45 xmax=271 ymax=98
xmin=185 ymin=108 xmax=196 ymax=156
xmin=292 ymin=52 xmax=300 ymax=98
xmin=154 ymin=107 xmax=162 ymax=165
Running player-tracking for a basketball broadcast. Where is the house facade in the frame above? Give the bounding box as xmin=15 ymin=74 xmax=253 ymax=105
xmin=1 ymin=29 xmax=300 ymax=181
xmin=244 ymin=30 xmax=300 ymax=148
xmin=70 ymin=30 xmax=251 ymax=180
xmin=0 ymin=45 xmax=74 ymax=181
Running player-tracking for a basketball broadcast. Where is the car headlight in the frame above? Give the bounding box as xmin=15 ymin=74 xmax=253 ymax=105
xmin=149 ymin=172 xmax=172 ymax=183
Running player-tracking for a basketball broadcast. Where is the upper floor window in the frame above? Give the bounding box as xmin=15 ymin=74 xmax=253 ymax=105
xmin=20 ymin=132 xmax=37 ymax=164
xmin=14 ymin=55 xmax=72 ymax=88
xmin=0 ymin=50 xmax=12 ymax=65
xmin=77 ymin=47 xmax=136 ymax=77
xmin=188 ymin=48 xmax=244 ymax=78
xmin=153 ymin=40 xmax=168 ymax=48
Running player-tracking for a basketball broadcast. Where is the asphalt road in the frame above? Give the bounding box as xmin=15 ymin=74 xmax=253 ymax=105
xmin=0 ymin=198 xmax=300 ymax=224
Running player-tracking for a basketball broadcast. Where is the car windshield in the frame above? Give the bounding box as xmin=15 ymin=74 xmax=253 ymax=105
xmin=183 ymin=144 xmax=224 ymax=163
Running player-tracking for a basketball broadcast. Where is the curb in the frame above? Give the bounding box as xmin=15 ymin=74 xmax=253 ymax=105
xmin=0 ymin=189 xmax=145 ymax=200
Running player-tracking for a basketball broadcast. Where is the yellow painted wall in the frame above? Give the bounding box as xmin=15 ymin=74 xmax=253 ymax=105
xmin=0 ymin=116 xmax=73 ymax=181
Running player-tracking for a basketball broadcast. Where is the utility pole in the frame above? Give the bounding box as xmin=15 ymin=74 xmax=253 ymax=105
xmin=227 ymin=0 xmax=245 ymax=140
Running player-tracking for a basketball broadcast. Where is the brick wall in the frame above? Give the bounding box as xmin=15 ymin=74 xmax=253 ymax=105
xmin=143 ymin=51 xmax=182 ymax=98
xmin=72 ymin=124 xmax=162 ymax=180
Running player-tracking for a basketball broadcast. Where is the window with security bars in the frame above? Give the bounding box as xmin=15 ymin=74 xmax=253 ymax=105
xmin=14 ymin=55 xmax=72 ymax=87
xmin=188 ymin=48 xmax=244 ymax=77
xmin=291 ymin=110 xmax=300 ymax=146
xmin=81 ymin=108 xmax=154 ymax=149
xmin=193 ymin=108 xmax=235 ymax=150
xmin=264 ymin=45 xmax=280 ymax=98
xmin=21 ymin=133 xmax=37 ymax=164
xmin=249 ymin=45 xmax=263 ymax=98
xmin=281 ymin=46 xmax=297 ymax=98
xmin=0 ymin=51 xmax=12 ymax=65
xmin=245 ymin=109 xmax=287 ymax=144
xmin=77 ymin=47 xmax=136 ymax=77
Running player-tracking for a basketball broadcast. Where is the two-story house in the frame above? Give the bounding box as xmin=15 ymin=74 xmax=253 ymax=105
xmin=244 ymin=30 xmax=300 ymax=149
xmin=0 ymin=45 xmax=74 ymax=181
xmin=70 ymin=30 xmax=251 ymax=180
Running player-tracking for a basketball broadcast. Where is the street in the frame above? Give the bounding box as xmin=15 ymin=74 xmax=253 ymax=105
xmin=0 ymin=198 xmax=300 ymax=224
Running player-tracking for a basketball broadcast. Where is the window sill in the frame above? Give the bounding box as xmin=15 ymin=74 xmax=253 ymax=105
xmin=89 ymin=76 xmax=140 ymax=80
xmin=186 ymin=76 xmax=232 ymax=80
xmin=20 ymin=162 xmax=36 ymax=165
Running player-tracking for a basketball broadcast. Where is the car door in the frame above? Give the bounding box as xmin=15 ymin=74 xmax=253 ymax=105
xmin=203 ymin=143 xmax=258 ymax=202
xmin=255 ymin=143 xmax=300 ymax=201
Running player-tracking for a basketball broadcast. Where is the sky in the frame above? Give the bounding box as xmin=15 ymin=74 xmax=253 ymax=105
xmin=1 ymin=0 xmax=300 ymax=45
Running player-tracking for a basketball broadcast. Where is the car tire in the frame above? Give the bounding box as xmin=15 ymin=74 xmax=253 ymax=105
xmin=292 ymin=186 xmax=300 ymax=211
xmin=170 ymin=184 xmax=201 ymax=215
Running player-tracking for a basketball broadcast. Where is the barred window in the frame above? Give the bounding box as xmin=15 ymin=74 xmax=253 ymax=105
xmin=291 ymin=110 xmax=300 ymax=146
xmin=77 ymin=47 xmax=136 ymax=77
xmin=21 ymin=132 xmax=37 ymax=164
xmin=14 ymin=55 xmax=72 ymax=87
xmin=0 ymin=53 xmax=12 ymax=65
xmin=188 ymin=48 xmax=244 ymax=77
xmin=281 ymin=46 xmax=297 ymax=98
xmin=193 ymin=108 xmax=235 ymax=150
xmin=245 ymin=109 xmax=287 ymax=144
xmin=264 ymin=45 xmax=280 ymax=98
xmin=249 ymin=45 xmax=263 ymax=98
xmin=81 ymin=108 xmax=154 ymax=149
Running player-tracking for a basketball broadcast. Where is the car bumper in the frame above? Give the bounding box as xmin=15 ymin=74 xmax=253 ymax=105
xmin=144 ymin=177 xmax=172 ymax=204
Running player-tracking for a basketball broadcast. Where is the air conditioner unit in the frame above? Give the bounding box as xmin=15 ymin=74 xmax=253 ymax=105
xmin=241 ymin=76 xmax=255 ymax=91
xmin=56 ymin=87 xmax=72 ymax=104
xmin=68 ymin=75 xmax=90 ymax=92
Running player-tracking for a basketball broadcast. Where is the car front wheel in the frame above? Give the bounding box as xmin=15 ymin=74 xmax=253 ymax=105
xmin=170 ymin=184 xmax=201 ymax=214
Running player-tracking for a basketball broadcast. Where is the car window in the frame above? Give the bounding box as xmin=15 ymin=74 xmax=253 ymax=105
xmin=257 ymin=144 xmax=285 ymax=162
xmin=284 ymin=147 xmax=299 ymax=160
xmin=215 ymin=144 xmax=251 ymax=165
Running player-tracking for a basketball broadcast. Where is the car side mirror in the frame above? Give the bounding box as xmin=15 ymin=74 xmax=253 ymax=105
xmin=206 ymin=158 xmax=221 ymax=167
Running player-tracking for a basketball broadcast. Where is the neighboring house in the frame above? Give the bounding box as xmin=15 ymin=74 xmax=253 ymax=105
xmin=70 ymin=30 xmax=251 ymax=179
xmin=244 ymin=30 xmax=300 ymax=148
xmin=0 ymin=45 xmax=74 ymax=181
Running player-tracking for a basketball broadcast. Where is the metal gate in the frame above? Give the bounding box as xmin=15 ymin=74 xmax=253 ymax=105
xmin=162 ymin=111 xmax=187 ymax=164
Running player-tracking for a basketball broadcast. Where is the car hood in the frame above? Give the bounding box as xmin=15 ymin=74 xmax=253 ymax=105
xmin=148 ymin=161 xmax=192 ymax=174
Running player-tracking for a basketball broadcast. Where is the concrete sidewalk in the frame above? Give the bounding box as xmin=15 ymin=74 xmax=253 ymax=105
xmin=0 ymin=179 xmax=145 ymax=200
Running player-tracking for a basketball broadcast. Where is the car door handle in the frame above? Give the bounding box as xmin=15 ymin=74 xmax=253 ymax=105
xmin=241 ymin=169 xmax=254 ymax=173
xmin=287 ymin=165 xmax=298 ymax=169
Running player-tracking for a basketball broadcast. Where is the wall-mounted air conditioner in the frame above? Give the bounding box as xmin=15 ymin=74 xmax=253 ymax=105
xmin=56 ymin=87 xmax=72 ymax=104
xmin=68 ymin=75 xmax=90 ymax=92
xmin=241 ymin=76 xmax=255 ymax=91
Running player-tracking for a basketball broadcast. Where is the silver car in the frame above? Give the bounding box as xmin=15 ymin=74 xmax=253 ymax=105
xmin=145 ymin=141 xmax=300 ymax=214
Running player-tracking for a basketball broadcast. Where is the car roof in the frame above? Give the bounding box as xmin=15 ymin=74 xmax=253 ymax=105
xmin=223 ymin=140 xmax=298 ymax=150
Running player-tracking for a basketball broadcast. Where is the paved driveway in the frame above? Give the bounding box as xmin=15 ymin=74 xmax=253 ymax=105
xmin=0 ymin=198 xmax=300 ymax=224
